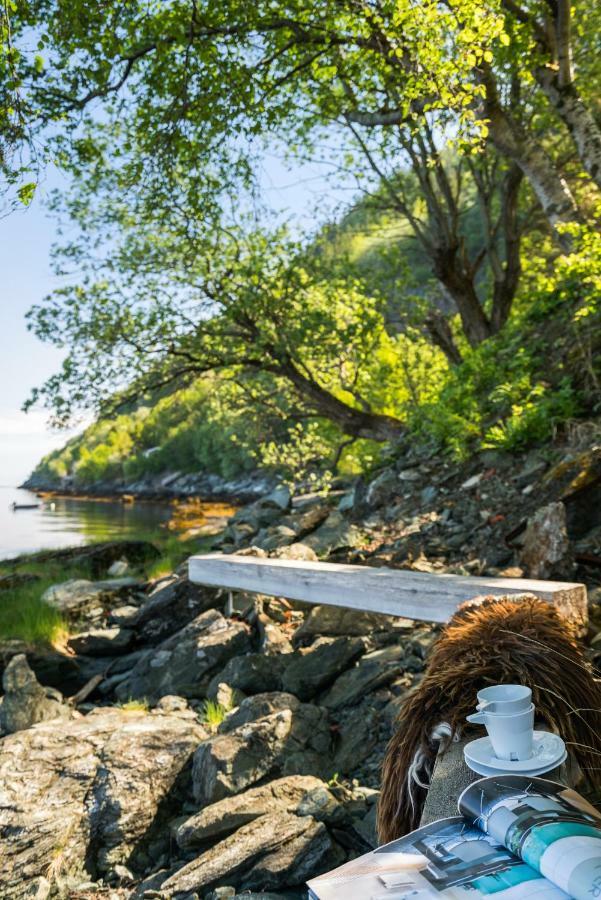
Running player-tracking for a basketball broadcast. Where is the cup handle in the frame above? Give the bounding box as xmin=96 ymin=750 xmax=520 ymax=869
xmin=466 ymin=712 xmax=486 ymax=724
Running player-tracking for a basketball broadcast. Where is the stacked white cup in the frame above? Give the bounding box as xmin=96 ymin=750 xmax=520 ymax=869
xmin=466 ymin=684 xmax=534 ymax=761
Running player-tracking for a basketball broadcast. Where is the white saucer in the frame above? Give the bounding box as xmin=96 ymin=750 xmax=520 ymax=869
xmin=464 ymin=731 xmax=566 ymax=777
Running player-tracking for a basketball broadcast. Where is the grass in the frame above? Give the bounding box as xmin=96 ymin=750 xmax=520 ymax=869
xmin=0 ymin=527 xmax=222 ymax=647
xmin=117 ymin=697 xmax=150 ymax=712
xmin=201 ymin=698 xmax=234 ymax=731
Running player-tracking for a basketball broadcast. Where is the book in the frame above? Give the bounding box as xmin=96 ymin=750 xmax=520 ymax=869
xmin=308 ymin=775 xmax=601 ymax=900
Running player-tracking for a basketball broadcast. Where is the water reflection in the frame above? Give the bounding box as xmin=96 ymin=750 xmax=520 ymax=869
xmin=0 ymin=486 xmax=229 ymax=559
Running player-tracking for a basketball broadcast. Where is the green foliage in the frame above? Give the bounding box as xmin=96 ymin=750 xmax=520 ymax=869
xmin=201 ymin=698 xmax=234 ymax=731
xmin=117 ymin=698 xmax=150 ymax=713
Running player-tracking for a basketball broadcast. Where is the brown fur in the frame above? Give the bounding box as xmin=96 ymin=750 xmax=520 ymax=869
xmin=377 ymin=595 xmax=601 ymax=843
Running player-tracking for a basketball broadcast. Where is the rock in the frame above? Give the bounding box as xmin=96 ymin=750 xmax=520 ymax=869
xmin=241 ymin=817 xmax=340 ymax=891
xmin=218 ymin=691 xmax=299 ymax=732
xmin=133 ymin=575 xmax=220 ymax=642
xmin=192 ymin=697 xmax=332 ymax=805
xmin=67 ymin=626 xmax=134 ymax=657
xmin=107 ymin=558 xmax=130 ymax=577
xmin=155 ymin=694 xmax=189 ymax=712
xmin=108 ymin=603 xmax=140 ymax=626
xmin=520 ymin=501 xmax=572 ymax=578
xmin=175 ymin=775 xmax=341 ymax=848
xmin=302 ymin=511 xmax=363 ymax=557
xmin=332 ymin=707 xmax=379 ymax=773
xmin=337 ymin=489 xmax=355 ymax=512
xmin=0 ymin=655 xmax=71 ymax=735
xmin=0 ymin=708 xmax=206 ymax=897
xmin=115 ymin=609 xmax=250 ymax=702
xmin=263 ymin=484 xmax=292 ymax=510
xmin=364 ymin=469 xmax=399 ymax=508
xmin=161 ymin=812 xmax=323 ymax=895
xmin=461 ymin=472 xmax=483 ymax=490
xmin=293 ymin=606 xmax=394 ymax=642
xmin=320 ymin=645 xmax=406 ymax=709
xmin=281 ymin=636 xmax=365 ymax=700
xmin=207 ymin=653 xmax=286 ymax=698
xmin=271 ymin=542 xmax=318 ymax=561
xmin=352 ymin=803 xmax=379 ymax=848
xmin=41 ymin=577 xmax=142 ymax=621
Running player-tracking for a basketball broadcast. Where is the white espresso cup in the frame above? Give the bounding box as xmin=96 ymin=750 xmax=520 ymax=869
xmin=466 ymin=703 xmax=535 ymax=761
xmin=475 ymin=684 xmax=532 ymax=715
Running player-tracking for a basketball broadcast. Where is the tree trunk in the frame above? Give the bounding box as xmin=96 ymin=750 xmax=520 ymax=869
xmin=424 ymin=310 xmax=463 ymax=365
xmin=432 ymin=250 xmax=493 ymax=347
xmin=537 ymin=74 xmax=601 ymax=192
xmin=481 ymin=67 xmax=581 ymax=247
xmin=490 ymin=165 xmax=523 ymax=333
xmin=276 ymin=358 xmax=405 ymax=441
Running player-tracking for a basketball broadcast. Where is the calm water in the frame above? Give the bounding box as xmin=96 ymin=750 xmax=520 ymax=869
xmin=0 ymin=486 xmax=175 ymax=560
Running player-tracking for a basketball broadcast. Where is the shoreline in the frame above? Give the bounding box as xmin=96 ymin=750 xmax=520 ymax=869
xmin=19 ymin=469 xmax=277 ymax=506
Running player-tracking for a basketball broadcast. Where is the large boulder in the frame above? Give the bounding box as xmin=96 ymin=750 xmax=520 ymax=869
xmin=175 ymin=775 xmax=342 ymax=848
xmin=0 ymin=654 xmax=71 ymax=735
xmin=0 ymin=708 xmax=206 ymax=897
xmin=133 ymin=575 xmax=221 ymax=643
xmin=161 ymin=812 xmax=337 ymax=896
xmin=192 ymin=694 xmax=332 ymax=805
xmin=302 ymin=512 xmax=363 ymax=557
xmin=293 ymin=605 xmax=395 ymax=642
xmin=41 ymin=577 xmax=142 ymax=623
xmin=67 ymin=626 xmax=134 ymax=657
xmin=519 ymin=501 xmax=572 ymax=578
xmin=281 ymin=636 xmax=366 ymax=700
xmin=115 ymin=609 xmax=250 ymax=702
xmin=320 ymin=644 xmax=406 ymax=710
xmin=206 ymin=653 xmax=285 ymax=698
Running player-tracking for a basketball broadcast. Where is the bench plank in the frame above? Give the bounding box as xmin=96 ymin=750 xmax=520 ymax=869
xmin=189 ymin=554 xmax=587 ymax=627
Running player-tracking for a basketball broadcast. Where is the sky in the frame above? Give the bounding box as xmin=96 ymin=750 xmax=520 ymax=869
xmin=0 ymin=151 xmax=357 ymax=487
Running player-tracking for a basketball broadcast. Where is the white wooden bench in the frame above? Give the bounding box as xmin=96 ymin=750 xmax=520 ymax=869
xmin=188 ymin=554 xmax=587 ymax=628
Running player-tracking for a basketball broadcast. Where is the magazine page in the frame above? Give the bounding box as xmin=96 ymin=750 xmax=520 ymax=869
xmin=458 ymin=775 xmax=601 ymax=900
xmin=307 ymin=815 xmax=568 ymax=900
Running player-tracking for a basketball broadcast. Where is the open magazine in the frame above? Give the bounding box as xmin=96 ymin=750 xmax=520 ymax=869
xmin=308 ymin=776 xmax=601 ymax=900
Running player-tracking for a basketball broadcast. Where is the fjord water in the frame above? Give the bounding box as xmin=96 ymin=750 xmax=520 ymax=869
xmin=0 ymin=486 xmax=174 ymax=560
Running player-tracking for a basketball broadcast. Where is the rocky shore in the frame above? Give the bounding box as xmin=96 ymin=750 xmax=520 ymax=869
xmin=4 ymin=441 xmax=601 ymax=899
xmin=21 ymin=469 xmax=278 ymax=505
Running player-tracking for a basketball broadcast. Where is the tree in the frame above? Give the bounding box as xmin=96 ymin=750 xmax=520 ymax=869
xmin=27 ymin=222 xmax=406 ymax=441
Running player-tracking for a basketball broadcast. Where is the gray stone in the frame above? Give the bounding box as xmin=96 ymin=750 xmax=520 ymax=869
xmin=0 ymin=654 xmax=71 ymax=735
xmin=67 ymin=626 xmax=134 ymax=657
xmin=0 ymin=708 xmax=206 ymax=897
xmin=520 ymin=501 xmax=572 ymax=578
xmin=161 ymin=812 xmax=319 ymax=895
xmin=115 ymin=609 xmax=250 ymax=702
xmin=333 ymin=707 xmax=379 ymax=774
xmin=107 ymin=559 xmax=130 ymax=577
xmin=293 ymin=605 xmax=395 ymax=642
xmin=241 ymin=818 xmax=340 ymax=891
xmin=365 ymin=469 xmax=400 ymax=507
xmin=192 ymin=697 xmax=332 ymax=805
xmin=302 ymin=511 xmax=363 ymax=557
xmin=207 ymin=653 xmax=286 ymax=698
xmin=281 ymin=636 xmax=365 ymax=700
xmin=133 ymin=575 xmax=220 ymax=642
xmin=263 ymin=484 xmax=292 ymax=510
xmin=271 ymin=542 xmax=318 ymax=561
xmin=176 ymin=775 xmax=340 ymax=848
xmin=218 ymin=691 xmax=299 ymax=733
xmin=41 ymin=577 xmax=142 ymax=621
xmin=108 ymin=604 xmax=140 ymax=626
xmin=321 ymin=645 xmax=406 ymax=709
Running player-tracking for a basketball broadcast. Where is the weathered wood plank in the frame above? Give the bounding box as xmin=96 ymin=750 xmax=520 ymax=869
xmin=188 ymin=554 xmax=587 ymax=627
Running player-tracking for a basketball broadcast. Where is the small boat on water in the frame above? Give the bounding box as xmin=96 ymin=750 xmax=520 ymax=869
xmin=10 ymin=502 xmax=40 ymax=511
